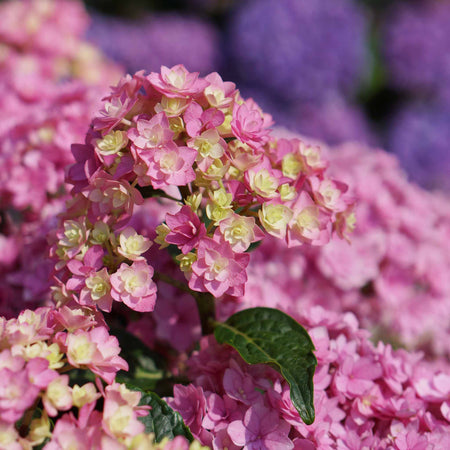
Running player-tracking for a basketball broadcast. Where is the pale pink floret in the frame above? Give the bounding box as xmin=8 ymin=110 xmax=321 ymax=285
xmin=231 ymin=98 xmax=273 ymax=148
xmin=42 ymin=374 xmax=73 ymax=417
xmin=78 ymin=267 xmax=113 ymax=313
xmin=110 ymin=261 xmax=157 ymax=312
xmin=51 ymin=305 xmax=106 ymax=333
xmin=148 ymin=64 xmax=210 ymax=98
xmin=309 ymin=176 xmax=349 ymax=213
xmin=204 ymin=72 xmax=237 ymax=110
xmin=188 ymin=128 xmax=227 ymax=172
xmin=165 ymin=205 xmax=207 ymax=254
xmin=66 ymin=327 xmax=128 ymax=384
xmin=287 ymin=191 xmax=331 ymax=247
xmin=0 ymin=364 xmax=40 ymax=423
xmin=189 ymin=237 xmax=250 ymax=297
xmin=333 ymin=356 xmax=383 ymax=399
xmin=117 ymin=226 xmax=152 ymax=261
xmin=218 ymin=213 xmax=264 ymax=253
xmin=26 ymin=358 xmax=59 ymax=390
xmin=44 ymin=413 xmax=91 ymax=450
xmin=128 ymin=112 xmax=174 ymax=151
xmin=0 ymin=422 xmax=22 ymax=450
xmin=5 ymin=307 xmax=54 ymax=346
xmin=100 ymin=383 xmax=149 ymax=441
xmin=83 ymin=174 xmax=144 ymax=224
xmin=140 ymin=143 xmax=197 ymax=189
xmin=244 ymin=158 xmax=284 ymax=201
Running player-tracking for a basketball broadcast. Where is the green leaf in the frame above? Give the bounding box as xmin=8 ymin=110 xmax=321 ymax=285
xmin=132 ymin=388 xmax=194 ymax=443
xmin=214 ymin=307 xmax=317 ymax=424
xmin=111 ymin=328 xmax=166 ymax=391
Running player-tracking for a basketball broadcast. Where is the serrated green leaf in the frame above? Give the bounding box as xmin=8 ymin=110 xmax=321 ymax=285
xmin=214 ymin=307 xmax=317 ymax=424
xmin=131 ymin=389 xmax=193 ymax=443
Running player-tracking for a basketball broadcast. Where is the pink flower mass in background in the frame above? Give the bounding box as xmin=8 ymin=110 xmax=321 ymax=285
xmin=0 ymin=0 xmax=449 ymax=449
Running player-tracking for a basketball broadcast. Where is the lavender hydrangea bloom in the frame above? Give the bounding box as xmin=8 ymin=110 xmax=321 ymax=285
xmin=87 ymin=13 xmax=221 ymax=75
xmin=387 ymin=101 xmax=450 ymax=192
xmin=383 ymin=1 xmax=450 ymax=97
xmin=227 ymin=0 xmax=368 ymax=102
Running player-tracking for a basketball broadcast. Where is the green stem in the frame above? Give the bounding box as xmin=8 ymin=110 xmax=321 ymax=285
xmin=154 ymin=271 xmax=216 ymax=335
xmin=194 ymin=292 xmax=216 ymax=336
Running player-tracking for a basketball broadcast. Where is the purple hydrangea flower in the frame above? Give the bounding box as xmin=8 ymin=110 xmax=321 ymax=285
xmin=283 ymin=97 xmax=375 ymax=146
xmin=227 ymin=0 xmax=368 ymax=102
xmin=87 ymin=13 xmax=221 ymax=75
xmin=383 ymin=1 xmax=450 ymax=98
xmin=387 ymin=101 xmax=450 ymax=192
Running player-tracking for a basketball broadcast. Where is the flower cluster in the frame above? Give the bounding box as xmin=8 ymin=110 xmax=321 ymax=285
xmin=51 ymin=64 xmax=353 ymax=315
xmin=0 ymin=0 xmax=124 ymax=318
xmin=0 ymin=0 xmax=122 ymax=93
xmin=383 ymin=0 xmax=450 ymax=99
xmin=168 ymin=306 xmax=450 ymax=449
xmin=227 ymin=0 xmax=367 ymax=103
xmin=236 ymin=138 xmax=450 ymax=357
xmin=0 ymin=305 xmax=211 ymax=449
xmin=0 ymin=82 xmax=108 ymax=318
